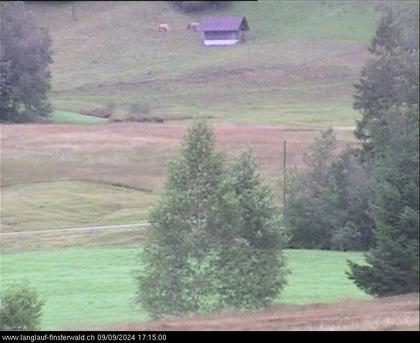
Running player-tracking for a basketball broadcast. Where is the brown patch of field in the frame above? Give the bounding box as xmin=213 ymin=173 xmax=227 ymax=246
xmin=107 ymin=294 xmax=419 ymax=331
xmin=1 ymin=123 xmax=356 ymax=195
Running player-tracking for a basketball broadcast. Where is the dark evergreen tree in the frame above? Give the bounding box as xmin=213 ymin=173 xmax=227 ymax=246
xmin=348 ymin=105 xmax=419 ymax=296
xmin=0 ymin=1 xmax=52 ymax=122
xmin=348 ymin=6 xmax=419 ymax=295
xmin=353 ymin=11 xmax=419 ymax=154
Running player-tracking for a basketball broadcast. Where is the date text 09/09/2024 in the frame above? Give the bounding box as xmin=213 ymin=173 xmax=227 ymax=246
xmin=97 ymin=333 xmax=167 ymax=341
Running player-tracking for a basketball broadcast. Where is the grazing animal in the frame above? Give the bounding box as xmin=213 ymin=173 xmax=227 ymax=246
xmin=158 ymin=23 xmax=169 ymax=32
xmin=186 ymin=22 xmax=199 ymax=32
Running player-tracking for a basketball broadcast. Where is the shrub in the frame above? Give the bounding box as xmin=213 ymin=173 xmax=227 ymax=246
xmin=0 ymin=280 xmax=44 ymax=331
xmin=82 ymin=102 xmax=114 ymax=118
xmin=128 ymin=102 xmax=150 ymax=116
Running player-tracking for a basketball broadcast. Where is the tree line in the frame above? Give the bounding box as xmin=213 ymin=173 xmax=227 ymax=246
xmin=285 ymin=9 xmax=419 ymax=296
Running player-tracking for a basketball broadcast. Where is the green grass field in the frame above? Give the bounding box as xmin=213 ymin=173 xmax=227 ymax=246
xmin=0 ymin=248 xmax=369 ymax=330
xmin=49 ymin=110 xmax=108 ymax=124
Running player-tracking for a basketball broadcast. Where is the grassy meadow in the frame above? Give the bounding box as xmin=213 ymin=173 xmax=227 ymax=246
xmin=2 ymin=181 xmax=158 ymax=233
xmin=0 ymin=248 xmax=369 ymax=330
xmin=0 ymin=122 xmax=358 ymax=234
xmin=25 ymin=1 xmax=378 ymax=124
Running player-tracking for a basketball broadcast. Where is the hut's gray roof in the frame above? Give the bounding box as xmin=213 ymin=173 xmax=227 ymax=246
xmin=200 ymin=16 xmax=249 ymax=32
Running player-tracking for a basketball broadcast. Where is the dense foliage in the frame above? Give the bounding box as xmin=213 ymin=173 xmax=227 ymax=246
xmin=135 ymin=120 xmax=287 ymax=316
xmin=0 ymin=280 xmax=44 ymax=331
xmin=0 ymin=1 xmax=52 ymax=122
xmin=284 ymin=129 xmax=373 ymax=250
xmin=285 ymin=129 xmax=374 ymax=250
xmin=347 ymin=5 xmax=419 ymax=296
xmin=353 ymin=11 xmax=419 ymax=154
xmin=284 ymin=6 xmax=419 ymax=296
xmin=348 ymin=104 xmax=419 ymax=296
xmin=286 ymin=129 xmax=339 ymax=249
xmin=171 ymin=1 xmax=230 ymax=13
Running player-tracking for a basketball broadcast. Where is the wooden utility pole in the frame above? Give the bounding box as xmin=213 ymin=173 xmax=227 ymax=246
xmin=71 ymin=2 xmax=76 ymax=21
xmin=283 ymin=140 xmax=287 ymax=221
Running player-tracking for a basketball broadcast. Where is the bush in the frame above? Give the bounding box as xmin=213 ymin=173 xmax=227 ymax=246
xmin=81 ymin=103 xmax=114 ymax=118
xmin=128 ymin=102 xmax=150 ymax=116
xmin=0 ymin=280 xmax=44 ymax=331
xmin=113 ymin=102 xmax=163 ymax=123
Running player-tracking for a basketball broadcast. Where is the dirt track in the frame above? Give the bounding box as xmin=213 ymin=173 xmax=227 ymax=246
xmin=110 ymin=294 xmax=419 ymax=331
xmin=0 ymin=221 xmax=149 ymax=236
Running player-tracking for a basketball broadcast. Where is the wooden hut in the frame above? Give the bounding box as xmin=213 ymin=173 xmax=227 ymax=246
xmin=199 ymin=16 xmax=249 ymax=46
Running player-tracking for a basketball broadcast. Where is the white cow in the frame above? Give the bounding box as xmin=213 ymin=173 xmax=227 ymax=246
xmin=186 ymin=22 xmax=199 ymax=32
xmin=158 ymin=23 xmax=169 ymax=32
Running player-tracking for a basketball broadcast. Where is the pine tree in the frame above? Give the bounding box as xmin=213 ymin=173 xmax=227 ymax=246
xmin=353 ymin=11 xmax=419 ymax=154
xmin=348 ymin=105 xmax=419 ymax=296
xmin=348 ymin=7 xmax=419 ymax=296
xmin=134 ymin=120 xmax=287 ymax=316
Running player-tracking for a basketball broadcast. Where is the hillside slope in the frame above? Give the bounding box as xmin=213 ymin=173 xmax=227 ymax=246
xmin=27 ymin=1 xmax=378 ymax=124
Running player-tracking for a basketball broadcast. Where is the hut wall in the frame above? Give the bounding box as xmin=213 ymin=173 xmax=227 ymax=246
xmin=203 ymin=30 xmax=241 ymax=46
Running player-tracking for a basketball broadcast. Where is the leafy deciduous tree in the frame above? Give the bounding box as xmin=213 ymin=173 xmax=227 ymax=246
xmin=0 ymin=1 xmax=52 ymax=122
xmin=134 ymin=120 xmax=287 ymax=316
